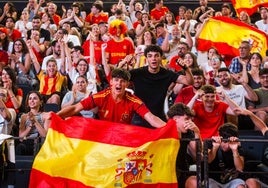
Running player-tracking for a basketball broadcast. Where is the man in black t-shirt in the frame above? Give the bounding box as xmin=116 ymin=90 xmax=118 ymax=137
xmin=130 ymin=45 xmax=193 ymax=128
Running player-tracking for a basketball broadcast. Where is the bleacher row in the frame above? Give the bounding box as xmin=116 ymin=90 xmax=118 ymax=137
xmin=3 ymin=130 xmax=268 ymax=188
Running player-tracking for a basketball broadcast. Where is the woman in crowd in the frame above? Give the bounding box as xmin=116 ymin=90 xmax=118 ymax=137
xmin=135 ymin=30 xmax=156 ymax=68
xmin=135 ymin=12 xmax=154 ymax=38
xmin=61 ymin=75 xmax=95 ymax=118
xmin=0 ymin=27 xmax=13 ymax=53
xmin=164 ymin=11 xmax=177 ymax=34
xmin=201 ymin=47 xmax=226 ymax=73
xmin=9 ymin=38 xmax=35 ymax=86
xmin=59 ymin=4 xmax=84 ymax=32
xmin=0 ymin=2 xmax=17 ymax=25
xmin=16 ymin=91 xmax=48 ymax=155
xmin=241 ymin=52 xmax=262 ymax=89
xmin=67 ymin=58 xmax=97 ymax=94
xmin=27 ymin=29 xmax=46 ymax=64
xmin=1 ymin=66 xmax=23 ymax=113
xmin=14 ymin=8 xmax=32 ymax=39
xmin=41 ymin=11 xmax=57 ymax=37
xmin=204 ymin=53 xmax=222 ymax=86
xmin=29 ymin=39 xmax=66 ymax=106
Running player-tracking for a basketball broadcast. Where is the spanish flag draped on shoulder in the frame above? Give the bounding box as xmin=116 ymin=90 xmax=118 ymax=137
xmin=231 ymin=0 xmax=268 ymax=16
xmin=29 ymin=113 xmax=179 ymax=188
xmin=197 ymin=16 xmax=268 ymax=58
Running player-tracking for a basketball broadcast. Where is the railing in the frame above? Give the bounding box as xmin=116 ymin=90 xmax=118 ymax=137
xmin=2 ymin=133 xmax=267 ymax=188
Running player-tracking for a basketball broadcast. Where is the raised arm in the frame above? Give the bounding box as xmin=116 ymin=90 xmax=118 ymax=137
xmin=27 ymin=40 xmax=41 ymax=74
xmin=57 ymin=102 xmax=84 ymax=119
xmin=236 ymin=108 xmax=268 ymax=135
xmin=231 ymin=72 xmax=257 ymax=102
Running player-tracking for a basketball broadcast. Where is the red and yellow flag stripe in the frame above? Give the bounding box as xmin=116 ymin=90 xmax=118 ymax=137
xmin=231 ymin=0 xmax=268 ymax=16
xmin=197 ymin=16 xmax=268 ymax=58
xmin=29 ymin=114 xmax=179 ymax=188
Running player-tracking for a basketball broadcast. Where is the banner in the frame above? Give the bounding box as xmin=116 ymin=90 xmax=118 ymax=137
xmin=29 ymin=114 xmax=179 ymax=188
xmin=231 ymin=0 xmax=268 ymax=15
xmin=197 ymin=16 xmax=268 ymax=58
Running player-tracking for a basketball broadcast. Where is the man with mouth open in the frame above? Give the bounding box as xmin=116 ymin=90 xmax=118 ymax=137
xmin=57 ymin=68 xmax=166 ymax=128
xmin=130 ymin=45 xmax=193 ymax=128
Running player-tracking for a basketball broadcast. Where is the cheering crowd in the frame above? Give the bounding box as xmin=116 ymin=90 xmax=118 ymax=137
xmin=1 ymin=0 xmax=268 ymax=187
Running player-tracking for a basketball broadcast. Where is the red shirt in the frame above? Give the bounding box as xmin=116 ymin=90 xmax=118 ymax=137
xmin=52 ymin=14 xmax=61 ymax=26
xmin=9 ymin=29 xmax=22 ymax=42
xmin=0 ymin=50 xmax=8 ymax=65
xmin=106 ymin=38 xmax=135 ymax=65
xmin=150 ymin=6 xmax=169 ymax=21
xmin=85 ymin=12 xmax=108 ymax=25
xmin=193 ymin=101 xmax=229 ymax=139
xmin=82 ymin=40 xmax=104 ymax=65
xmin=175 ymin=86 xmax=196 ymax=105
xmin=6 ymin=88 xmax=23 ymax=113
xmin=80 ymin=89 xmax=149 ymax=124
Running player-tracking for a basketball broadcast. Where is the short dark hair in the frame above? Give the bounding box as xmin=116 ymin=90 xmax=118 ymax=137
xmin=201 ymin=85 xmax=216 ymax=94
xmin=93 ymin=2 xmax=103 ymax=11
xmin=155 ymin=22 xmax=164 ymax=29
xmin=72 ymin=45 xmax=84 ymax=55
xmin=259 ymin=68 xmax=268 ymax=76
xmin=218 ymin=67 xmax=230 ymax=74
xmin=144 ymin=45 xmax=163 ymax=57
xmin=32 ymin=15 xmax=41 ymax=20
xmin=167 ymin=103 xmax=195 ymax=118
xmin=115 ymin=9 xmax=123 ymax=15
xmin=111 ymin=68 xmax=130 ymax=81
xmin=191 ymin=68 xmax=204 ymax=76
xmin=218 ymin=123 xmax=238 ymax=139
xmin=5 ymin=17 xmax=15 ymax=23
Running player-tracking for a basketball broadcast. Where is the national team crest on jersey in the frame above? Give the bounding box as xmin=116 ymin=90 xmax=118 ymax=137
xmin=121 ymin=112 xmax=130 ymax=122
xmin=114 ymin=150 xmax=154 ymax=187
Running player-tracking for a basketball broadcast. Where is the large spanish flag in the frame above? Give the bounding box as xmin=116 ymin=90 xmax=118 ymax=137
xmin=29 ymin=113 xmax=179 ymax=188
xmin=231 ymin=0 xmax=268 ymax=16
xmin=197 ymin=16 xmax=268 ymax=58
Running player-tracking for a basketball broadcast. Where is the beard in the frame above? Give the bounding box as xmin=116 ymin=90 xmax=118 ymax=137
xmin=220 ymin=79 xmax=230 ymax=87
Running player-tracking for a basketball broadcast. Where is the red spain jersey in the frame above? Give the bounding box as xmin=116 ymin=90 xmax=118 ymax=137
xmin=106 ymin=38 xmax=134 ymax=65
xmin=150 ymin=6 xmax=169 ymax=21
xmin=82 ymin=40 xmax=104 ymax=64
xmin=80 ymin=89 xmax=149 ymax=124
xmin=85 ymin=12 xmax=108 ymax=25
xmin=37 ymin=71 xmax=66 ymax=95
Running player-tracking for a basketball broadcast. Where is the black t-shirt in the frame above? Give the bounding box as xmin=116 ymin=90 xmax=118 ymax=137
xmin=130 ymin=66 xmax=179 ymax=120
xmin=176 ymin=131 xmax=195 ymax=187
xmin=208 ymin=144 xmax=244 ymax=182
